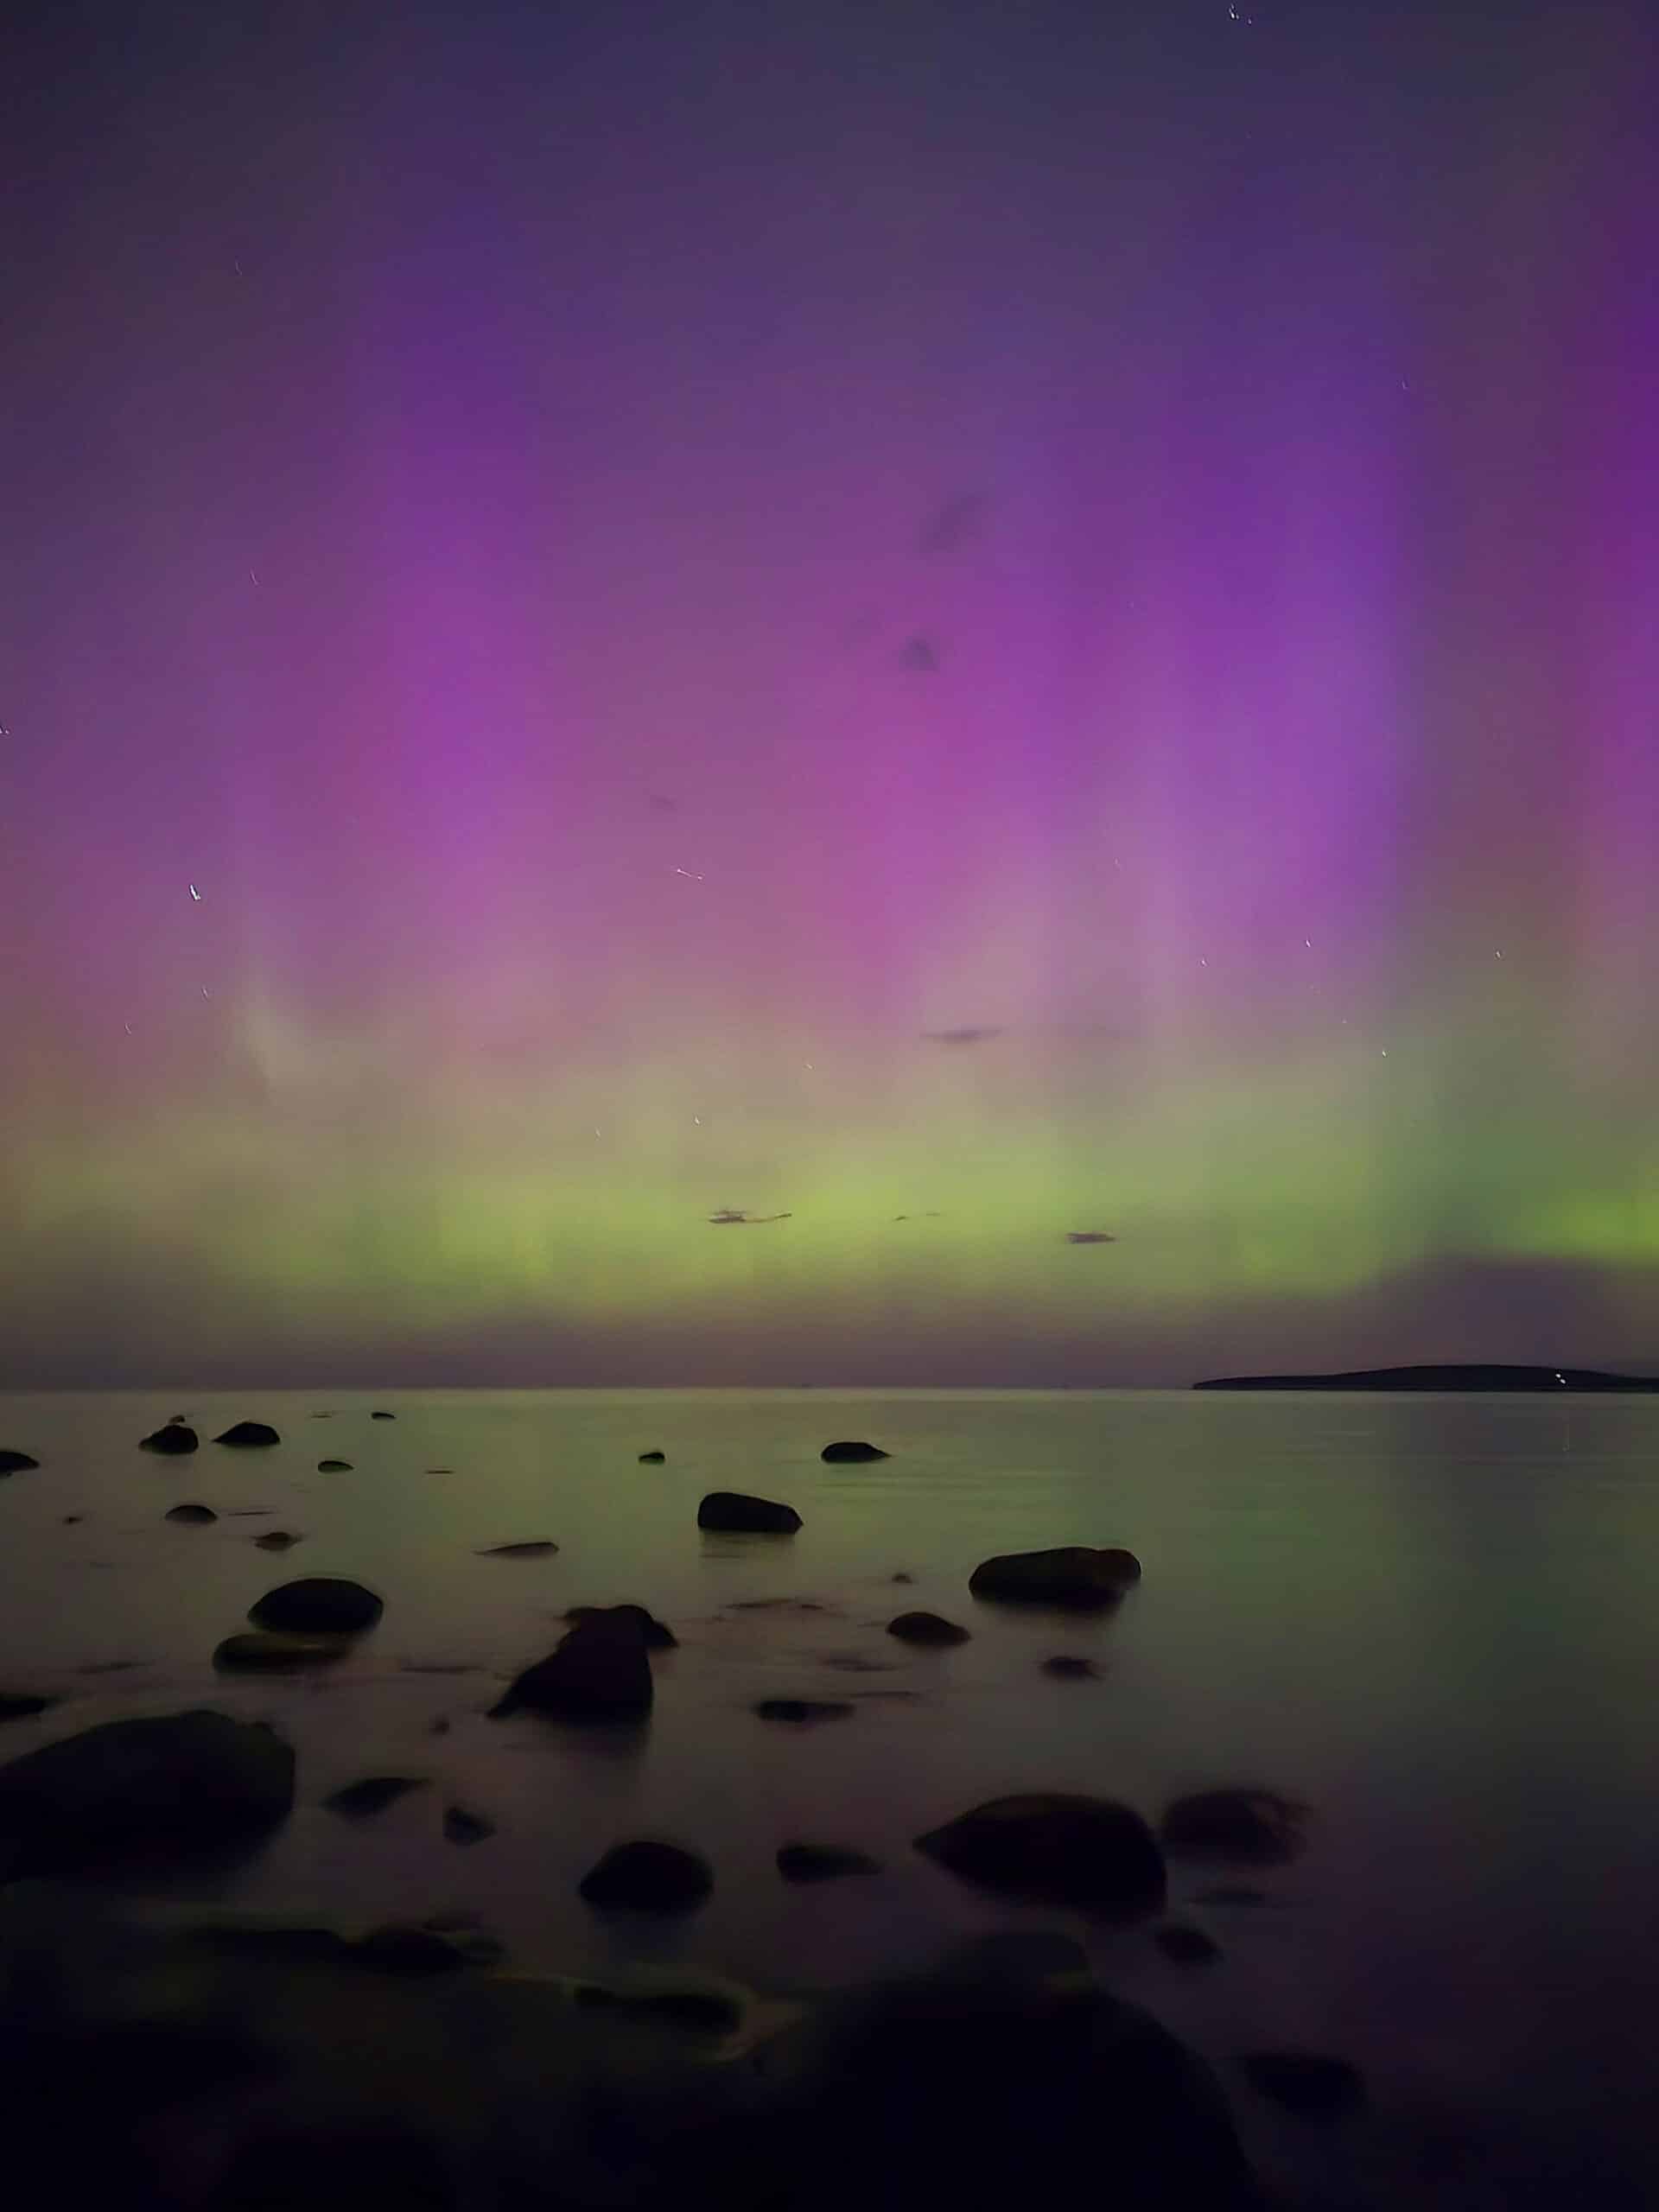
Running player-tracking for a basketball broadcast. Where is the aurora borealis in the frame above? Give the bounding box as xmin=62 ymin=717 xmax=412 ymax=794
xmin=3 ymin=0 xmax=1657 ymax=1385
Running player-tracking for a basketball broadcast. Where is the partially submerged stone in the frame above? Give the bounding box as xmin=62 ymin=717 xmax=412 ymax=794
xmin=140 ymin=1426 xmax=196 ymax=1455
xmin=754 ymin=1699 xmax=854 ymax=1725
xmin=250 ymin=1577 xmax=384 ymax=1635
xmin=969 ymin=1547 xmax=1141 ymax=1609
xmin=820 ymin=1440 xmax=889 ymax=1462
xmin=476 ymin=1540 xmax=558 ymax=1558
xmin=887 ymin=1611 xmax=969 ymax=1647
xmin=214 ymin=1631 xmax=350 ymax=1672
xmin=443 ymin=1803 xmax=494 ymax=1846
xmin=0 ymin=1694 xmax=56 ymax=1724
xmin=914 ymin=1794 xmax=1166 ymax=1916
xmin=578 ymin=1839 xmax=712 ymax=1913
xmin=0 ymin=1448 xmax=40 ymax=1473
xmin=564 ymin=1602 xmax=677 ymax=1649
xmin=1159 ymin=1789 xmax=1309 ymax=1865
xmin=490 ymin=1611 xmax=653 ymax=1720
xmin=316 ymin=1459 xmax=353 ymax=1471
xmin=1041 ymin=1655 xmax=1100 ymax=1679
xmin=638 ymin=1450 xmax=666 ymax=1463
xmin=252 ymin=1530 xmax=303 ymax=1551
xmin=165 ymin=1503 xmax=216 ymax=1524
xmin=697 ymin=1490 xmax=802 ymax=1534
xmin=213 ymin=1421 xmax=281 ymax=1446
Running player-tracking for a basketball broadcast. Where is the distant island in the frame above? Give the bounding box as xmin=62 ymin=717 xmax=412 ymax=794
xmin=1192 ymin=1363 xmax=1659 ymax=1393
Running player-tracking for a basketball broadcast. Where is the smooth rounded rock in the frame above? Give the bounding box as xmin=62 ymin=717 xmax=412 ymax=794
xmin=1160 ymin=1789 xmax=1309 ymax=1865
xmin=490 ymin=1611 xmax=653 ymax=1720
xmin=887 ymin=1611 xmax=969 ymax=1647
xmin=0 ymin=1694 xmax=56 ymax=1724
xmin=914 ymin=1794 xmax=1166 ymax=1916
xmin=0 ymin=1447 xmax=40 ymax=1473
xmin=697 ymin=1491 xmax=802 ymax=1534
xmin=250 ymin=1577 xmax=384 ymax=1634
xmin=564 ymin=1602 xmax=677 ymax=1649
xmin=252 ymin=1530 xmax=302 ymax=1551
xmin=1237 ymin=2050 xmax=1365 ymax=2118
xmin=139 ymin=1426 xmax=196 ymax=1455
xmin=0 ymin=1708 xmax=295 ymax=1875
xmin=969 ymin=1546 xmax=1141 ymax=1610
xmin=821 ymin=1440 xmax=889 ymax=1462
xmin=370 ymin=1409 xmax=396 ymax=1420
xmin=165 ymin=1503 xmax=217 ymax=1524
xmin=578 ymin=1839 xmax=712 ymax=1913
xmin=638 ymin=1450 xmax=666 ymax=1463
xmin=213 ymin=1631 xmax=349 ymax=1672
xmin=754 ymin=1698 xmax=854 ymax=1724
xmin=316 ymin=1459 xmax=353 ymax=1471
xmin=476 ymin=1540 xmax=558 ymax=1558
xmin=213 ymin=1421 xmax=280 ymax=1447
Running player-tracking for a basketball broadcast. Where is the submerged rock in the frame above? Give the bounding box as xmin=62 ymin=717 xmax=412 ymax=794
xmin=165 ymin=1503 xmax=217 ymax=1524
xmin=914 ymin=1795 xmax=1166 ymax=1916
xmin=821 ymin=1440 xmax=889 ymax=1462
xmin=638 ymin=1450 xmax=666 ymax=1463
xmin=252 ymin=1530 xmax=303 ymax=1551
xmin=1041 ymin=1655 xmax=1100 ymax=1679
xmin=0 ymin=1694 xmax=56 ymax=1724
xmin=578 ymin=1839 xmax=713 ymax=1913
xmin=139 ymin=1426 xmax=196 ymax=1455
xmin=1154 ymin=1923 xmax=1221 ymax=1964
xmin=564 ymin=1602 xmax=677 ymax=1649
xmin=572 ymin=1978 xmax=741 ymax=2033
xmin=1159 ymin=1789 xmax=1309 ymax=1865
xmin=886 ymin=1611 xmax=969 ymax=1647
xmin=250 ymin=1577 xmax=384 ymax=1635
xmin=370 ymin=1409 xmax=396 ymax=1420
xmin=1236 ymin=2050 xmax=1365 ymax=2118
xmin=490 ymin=1611 xmax=653 ymax=1720
xmin=777 ymin=1842 xmax=882 ymax=1883
xmin=0 ymin=1708 xmax=295 ymax=1876
xmin=891 ymin=1571 xmax=914 ymax=1584
xmin=0 ymin=1448 xmax=41 ymax=1473
xmin=476 ymin=1540 xmax=558 ymax=1558
xmin=316 ymin=1459 xmax=353 ymax=1471
xmin=213 ymin=1631 xmax=349 ymax=1672
xmin=322 ymin=1776 xmax=427 ymax=1819
xmin=213 ymin=1421 xmax=280 ymax=1447
xmin=443 ymin=1803 xmax=494 ymax=1846
xmin=969 ymin=1546 xmax=1141 ymax=1609
xmin=697 ymin=1490 xmax=802 ymax=1534
xmin=754 ymin=1699 xmax=854 ymax=1725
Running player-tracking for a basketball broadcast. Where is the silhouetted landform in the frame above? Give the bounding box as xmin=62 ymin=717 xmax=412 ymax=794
xmin=140 ymin=1423 xmax=196 ymax=1453
xmin=1192 ymin=1363 xmax=1659 ymax=1392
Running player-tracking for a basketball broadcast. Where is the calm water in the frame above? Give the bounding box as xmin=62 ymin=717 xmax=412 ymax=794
xmin=1 ymin=1388 xmax=1655 ymax=2207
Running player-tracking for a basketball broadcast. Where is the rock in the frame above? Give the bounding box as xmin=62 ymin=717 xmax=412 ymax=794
xmin=0 ymin=1448 xmax=40 ymax=1473
xmin=370 ymin=1409 xmax=396 ymax=1420
xmin=164 ymin=1503 xmax=217 ymax=1524
xmin=821 ymin=1440 xmax=890 ymax=1462
xmin=573 ymin=1979 xmax=741 ymax=2033
xmin=322 ymin=1776 xmax=427 ymax=1818
xmin=213 ymin=1631 xmax=350 ymax=1671
xmin=891 ymin=1571 xmax=914 ymax=1584
xmin=475 ymin=1540 xmax=558 ymax=1558
xmin=913 ymin=1795 xmax=1166 ymax=1916
xmin=638 ymin=1450 xmax=666 ymax=1462
xmin=213 ymin=1421 xmax=280 ymax=1447
xmin=887 ymin=1611 xmax=969 ymax=1647
xmin=489 ymin=1611 xmax=653 ymax=1720
xmin=353 ymin=1923 xmax=471 ymax=1974
xmin=754 ymin=1699 xmax=854 ymax=1724
xmin=250 ymin=1577 xmax=384 ymax=1634
xmin=969 ymin=1546 xmax=1141 ymax=1609
xmin=61 ymin=1515 xmax=83 ymax=1524
xmin=252 ymin=1530 xmax=302 ymax=1551
xmin=1041 ymin=1655 xmax=1099 ymax=1679
xmin=0 ymin=1694 xmax=56 ymax=1724
xmin=1236 ymin=2050 xmax=1365 ymax=2118
xmin=697 ymin=1490 xmax=802 ymax=1533
xmin=1154 ymin=1923 xmax=1221 ymax=1964
xmin=777 ymin=1842 xmax=882 ymax=1883
xmin=139 ymin=1426 xmax=196 ymax=1454
xmin=0 ymin=1709 xmax=295 ymax=1876
xmin=578 ymin=1839 xmax=713 ymax=1913
xmin=443 ymin=1803 xmax=494 ymax=1845
xmin=564 ymin=1602 xmax=677 ymax=1649
xmin=316 ymin=1458 xmax=353 ymax=1471
xmin=1159 ymin=1789 xmax=1309 ymax=1865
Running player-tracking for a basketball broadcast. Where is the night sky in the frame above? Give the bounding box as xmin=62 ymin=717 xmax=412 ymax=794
xmin=4 ymin=0 xmax=1657 ymax=1387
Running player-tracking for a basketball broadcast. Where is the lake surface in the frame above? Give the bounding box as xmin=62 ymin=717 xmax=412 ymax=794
xmin=0 ymin=1388 xmax=1655 ymax=2208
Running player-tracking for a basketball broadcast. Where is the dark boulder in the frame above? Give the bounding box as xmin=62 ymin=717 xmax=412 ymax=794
xmin=1236 ymin=2050 xmax=1365 ymax=2119
xmin=475 ymin=1540 xmax=558 ymax=1558
xmin=821 ymin=1440 xmax=890 ymax=1462
xmin=0 ymin=1694 xmax=56 ymax=1724
xmin=1041 ymin=1655 xmax=1100 ymax=1679
xmin=778 ymin=1842 xmax=882 ymax=1883
xmin=316 ymin=1459 xmax=353 ymax=1471
xmin=140 ymin=1426 xmax=196 ymax=1455
xmin=697 ymin=1490 xmax=802 ymax=1533
xmin=370 ymin=1409 xmax=396 ymax=1420
xmin=891 ymin=1571 xmax=915 ymax=1584
xmin=0 ymin=1448 xmax=40 ymax=1473
xmin=213 ymin=1631 xmax=349 ymax=1671
xmin=443 ymin=1803 xmax=494 ymax=1846
xmin=564 ymin=1602 xmax=677 ymax=1649
xmin=213 ymin=1421 xmax=280 ymax=1447
xmin=250 ymin=1577 xmax=384 ymax=1634
xmin=1159 ymin=1789 xmax=1309 ymax=1865
xmin=1154 ymin=1923 xmax=1221 ymax=1964
xmin=914 ymin=1794 xmax=1166 ymax=1916
xmin=969 ymin=1546 xmax=1141 ymax=1609
xmin=252 ymin=1530 xmax=302 ymax=1551
xmin=322 ymin=1776 xmax=427 ymax=1819
xmin=0 ymin=1709 xmax=295 ymax=1877
xmin=165 ymin=1503 xmax=217 ymax=1524
xmin=638 ymin=1450 xmax=666 ymax=1463
xmin=754 ymin=1699 xmax=854 ymax=1725
xmin=489 ymin=1611 xmax=653 ymax=1720
xmin=578 ymin=1839 xmax=712 ymax=1912
xmin=887 ymin=1611 xmax=969 ymax=1647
